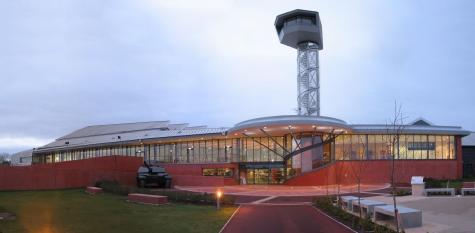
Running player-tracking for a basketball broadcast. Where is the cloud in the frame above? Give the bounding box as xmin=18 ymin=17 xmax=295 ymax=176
xmin=0 ymin=0 xmax=474 ymax=154
xmin=0 ymin=136 xmax=53 ymax=153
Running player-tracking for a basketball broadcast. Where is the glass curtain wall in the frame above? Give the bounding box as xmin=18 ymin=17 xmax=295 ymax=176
xmin=334 ymin=134 xmax=455 ymax=160
xmin=34 ymin=134 xmax=456 ymax=164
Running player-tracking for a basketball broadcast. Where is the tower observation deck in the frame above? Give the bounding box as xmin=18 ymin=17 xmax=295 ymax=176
xmin=275 ymin=9 xmax=323 ymax=116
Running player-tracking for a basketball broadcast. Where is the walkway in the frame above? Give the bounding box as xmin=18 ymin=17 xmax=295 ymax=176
xmin=174 ymin=184 xmax=390 ymax=233
xmin=220 ymin=204 xmax=355 ymax=233
xmin=176 ymin=183 xmax=389 ymax=197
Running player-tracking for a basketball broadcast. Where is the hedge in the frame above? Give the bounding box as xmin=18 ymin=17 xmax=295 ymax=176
xmin=313 ymin=196 xmax=398 ymax=233
xmin=95 ymin=180 xmax=235 ymax=205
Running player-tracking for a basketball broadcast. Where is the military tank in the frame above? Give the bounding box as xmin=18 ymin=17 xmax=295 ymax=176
xmin=136 ymin=161 xmax=172 ymax=188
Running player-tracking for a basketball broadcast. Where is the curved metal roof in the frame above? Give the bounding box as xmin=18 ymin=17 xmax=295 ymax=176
xmin=228 ymin=115 xmax=350 ymax=133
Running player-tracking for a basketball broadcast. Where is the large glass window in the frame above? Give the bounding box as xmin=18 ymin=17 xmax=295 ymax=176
xmin=442 ymin=136 xmax=449 ymax=159
xmin=37 ymin=134 xmax=457 ymax=164
xmin=449 ymin=136 xmax=455 ymax=159
xmin=428 ymin=136 xmax=436 ymax=159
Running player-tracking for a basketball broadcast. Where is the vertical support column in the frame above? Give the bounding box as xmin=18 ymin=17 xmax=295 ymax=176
xmin=456 ymin=136 xmax=463 ymax=179
xmin=297 ymin=42 xmax=320 ymax=116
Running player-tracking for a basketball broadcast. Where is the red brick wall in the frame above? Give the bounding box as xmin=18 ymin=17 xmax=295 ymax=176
xmin=1 ymin=153 xmax=461 ymax=189
xmin=159 ymin=163 xmax=239 ymax=186
xmin=0 ymin=156 xmax=143 ymax=191
xmin=285 ymin=159 xmax=461 ymax=186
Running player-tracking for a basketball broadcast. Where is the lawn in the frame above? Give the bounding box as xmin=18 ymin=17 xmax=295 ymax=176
xmin=0 ymin=189 xmax=236 ymax=233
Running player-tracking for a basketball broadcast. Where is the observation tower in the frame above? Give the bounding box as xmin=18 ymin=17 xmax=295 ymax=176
xmin=275 ymin=9 xmax=323 ymax=116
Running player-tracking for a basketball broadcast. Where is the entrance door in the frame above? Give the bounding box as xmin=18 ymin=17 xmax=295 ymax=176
xmin=240 ymin=162 xmax=285 ymax=184
xmin=245 ymin=168 xmax=284 ymax=184
xmin=254 ymin=169 xmax=270 ymax=184
xmin=246 ymin=169 xmax=269 ymax=184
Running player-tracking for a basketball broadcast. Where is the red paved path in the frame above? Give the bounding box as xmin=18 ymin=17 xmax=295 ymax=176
xmin=221 ymin=205 xmax=355 ymax=233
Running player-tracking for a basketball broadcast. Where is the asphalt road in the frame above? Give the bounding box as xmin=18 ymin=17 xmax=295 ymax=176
xmin=221 ymin=204 xmax=355 ymax=233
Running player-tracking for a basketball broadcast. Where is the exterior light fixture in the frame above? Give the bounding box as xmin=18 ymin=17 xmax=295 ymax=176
xmin=216 ymin=190 xmax=223 ymax=210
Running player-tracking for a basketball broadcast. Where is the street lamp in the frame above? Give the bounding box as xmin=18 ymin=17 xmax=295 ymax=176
xmin=216 ymin=190 xmax=222 ymax=210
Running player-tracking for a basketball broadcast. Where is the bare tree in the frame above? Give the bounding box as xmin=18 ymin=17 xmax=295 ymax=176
xmin=334 ymin=136 xmax=351 ymax=208
xmin=386 ymin=102 xmax=406 ymax=233
xmin=0 ymin=152 xmax=11 ymax=165
xmin=347 ymin=134 xmax=368 ymax=221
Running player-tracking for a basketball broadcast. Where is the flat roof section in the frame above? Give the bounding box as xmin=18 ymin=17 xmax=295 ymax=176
xmin=462 ymin=132 xmax=475 ymax=146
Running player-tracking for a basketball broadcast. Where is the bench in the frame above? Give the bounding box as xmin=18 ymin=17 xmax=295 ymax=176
xmin=128 ymin=193 xmax=168 ymax=205
xmin=462 ymin=182 xmax=475 ymax=196
xmin=461 ymin=188 xmax=475 ymax=196
xmin=374 ymin=205 xmax=422 ymax=229
xmin=423 ymin=188 xmax=455 ymax=196
xmin=85 ymin=186 xmax=103 ymax=195
xmin=352 ymin=199 xmax=387 ymax=217
xmin=340 ymin=196 xmax=360 ymax=212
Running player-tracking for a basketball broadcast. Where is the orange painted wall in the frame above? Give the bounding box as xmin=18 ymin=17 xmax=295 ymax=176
xmin=0 ymin=156 xmax=143 ymax=191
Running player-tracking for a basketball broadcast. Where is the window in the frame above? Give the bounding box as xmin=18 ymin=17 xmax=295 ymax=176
xmin=449 ymin=136 xmax=455 ymax=159
xmin=428 ymin=136 xmax=436 ymax=159
xmin=435 ymin=136 xmax=443 ymax=159
xmin=202 ymin=168 xmax=233 ymax=177
xmin=199 ymin=140 xmax=206 ymax=162
xmin=334 ymin=135 xmax=344 ymax=160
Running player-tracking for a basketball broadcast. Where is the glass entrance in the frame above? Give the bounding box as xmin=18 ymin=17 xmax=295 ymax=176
xmin=246 ymin=169 xmax=267 ymax=184
xmin=245 ymin=168 xmax=285 ymax=184
xmin=240 ymin=162 xmax=285 ymax=184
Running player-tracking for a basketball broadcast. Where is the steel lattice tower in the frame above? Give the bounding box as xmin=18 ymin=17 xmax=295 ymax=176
xmin=275 ymin=10 xmax=323 ymax=116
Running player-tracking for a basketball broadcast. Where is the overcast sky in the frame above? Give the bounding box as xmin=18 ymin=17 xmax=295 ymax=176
xmin=1 ymin=0 xmax=474 ymax=153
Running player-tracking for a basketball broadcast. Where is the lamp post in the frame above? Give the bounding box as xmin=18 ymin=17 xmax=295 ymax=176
xmin=216 ymin=190 xmax=222 ymax=210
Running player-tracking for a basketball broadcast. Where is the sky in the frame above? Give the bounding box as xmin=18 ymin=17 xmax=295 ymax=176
xmin=1 ymin=0 xmax=474 ymax=153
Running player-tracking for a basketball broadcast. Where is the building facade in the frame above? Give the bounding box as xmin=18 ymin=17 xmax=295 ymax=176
xmin=32 ymin=116 xmax=469 ymax=185
xmin=30 ymin=9 xmax=472 ymax=185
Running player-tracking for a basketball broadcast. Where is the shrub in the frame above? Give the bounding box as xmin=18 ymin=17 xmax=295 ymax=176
xmin=313 ymin=196 xmax=397 ymax=233
xmin=391 ymin=189 xmax=411 ymax=196
xmin=313 ymin=196 xmax=354 ymax=224
xmin=95 ymin=180 xmax=136 ymax=195
xmin=358 ymin=216 xmax=374 ymax=232
xmin=94 ymin=180 xmax=235 ymax=205
xmin=424 ymin=178 xmax=444 ymax=188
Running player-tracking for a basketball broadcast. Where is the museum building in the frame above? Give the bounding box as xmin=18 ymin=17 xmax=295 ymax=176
xmin=31 ymin=10 xmax=471 ymax=186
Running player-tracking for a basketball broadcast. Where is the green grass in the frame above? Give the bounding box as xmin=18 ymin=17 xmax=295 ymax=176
xmin=0 ymin=189 xmax=236 ymax=233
